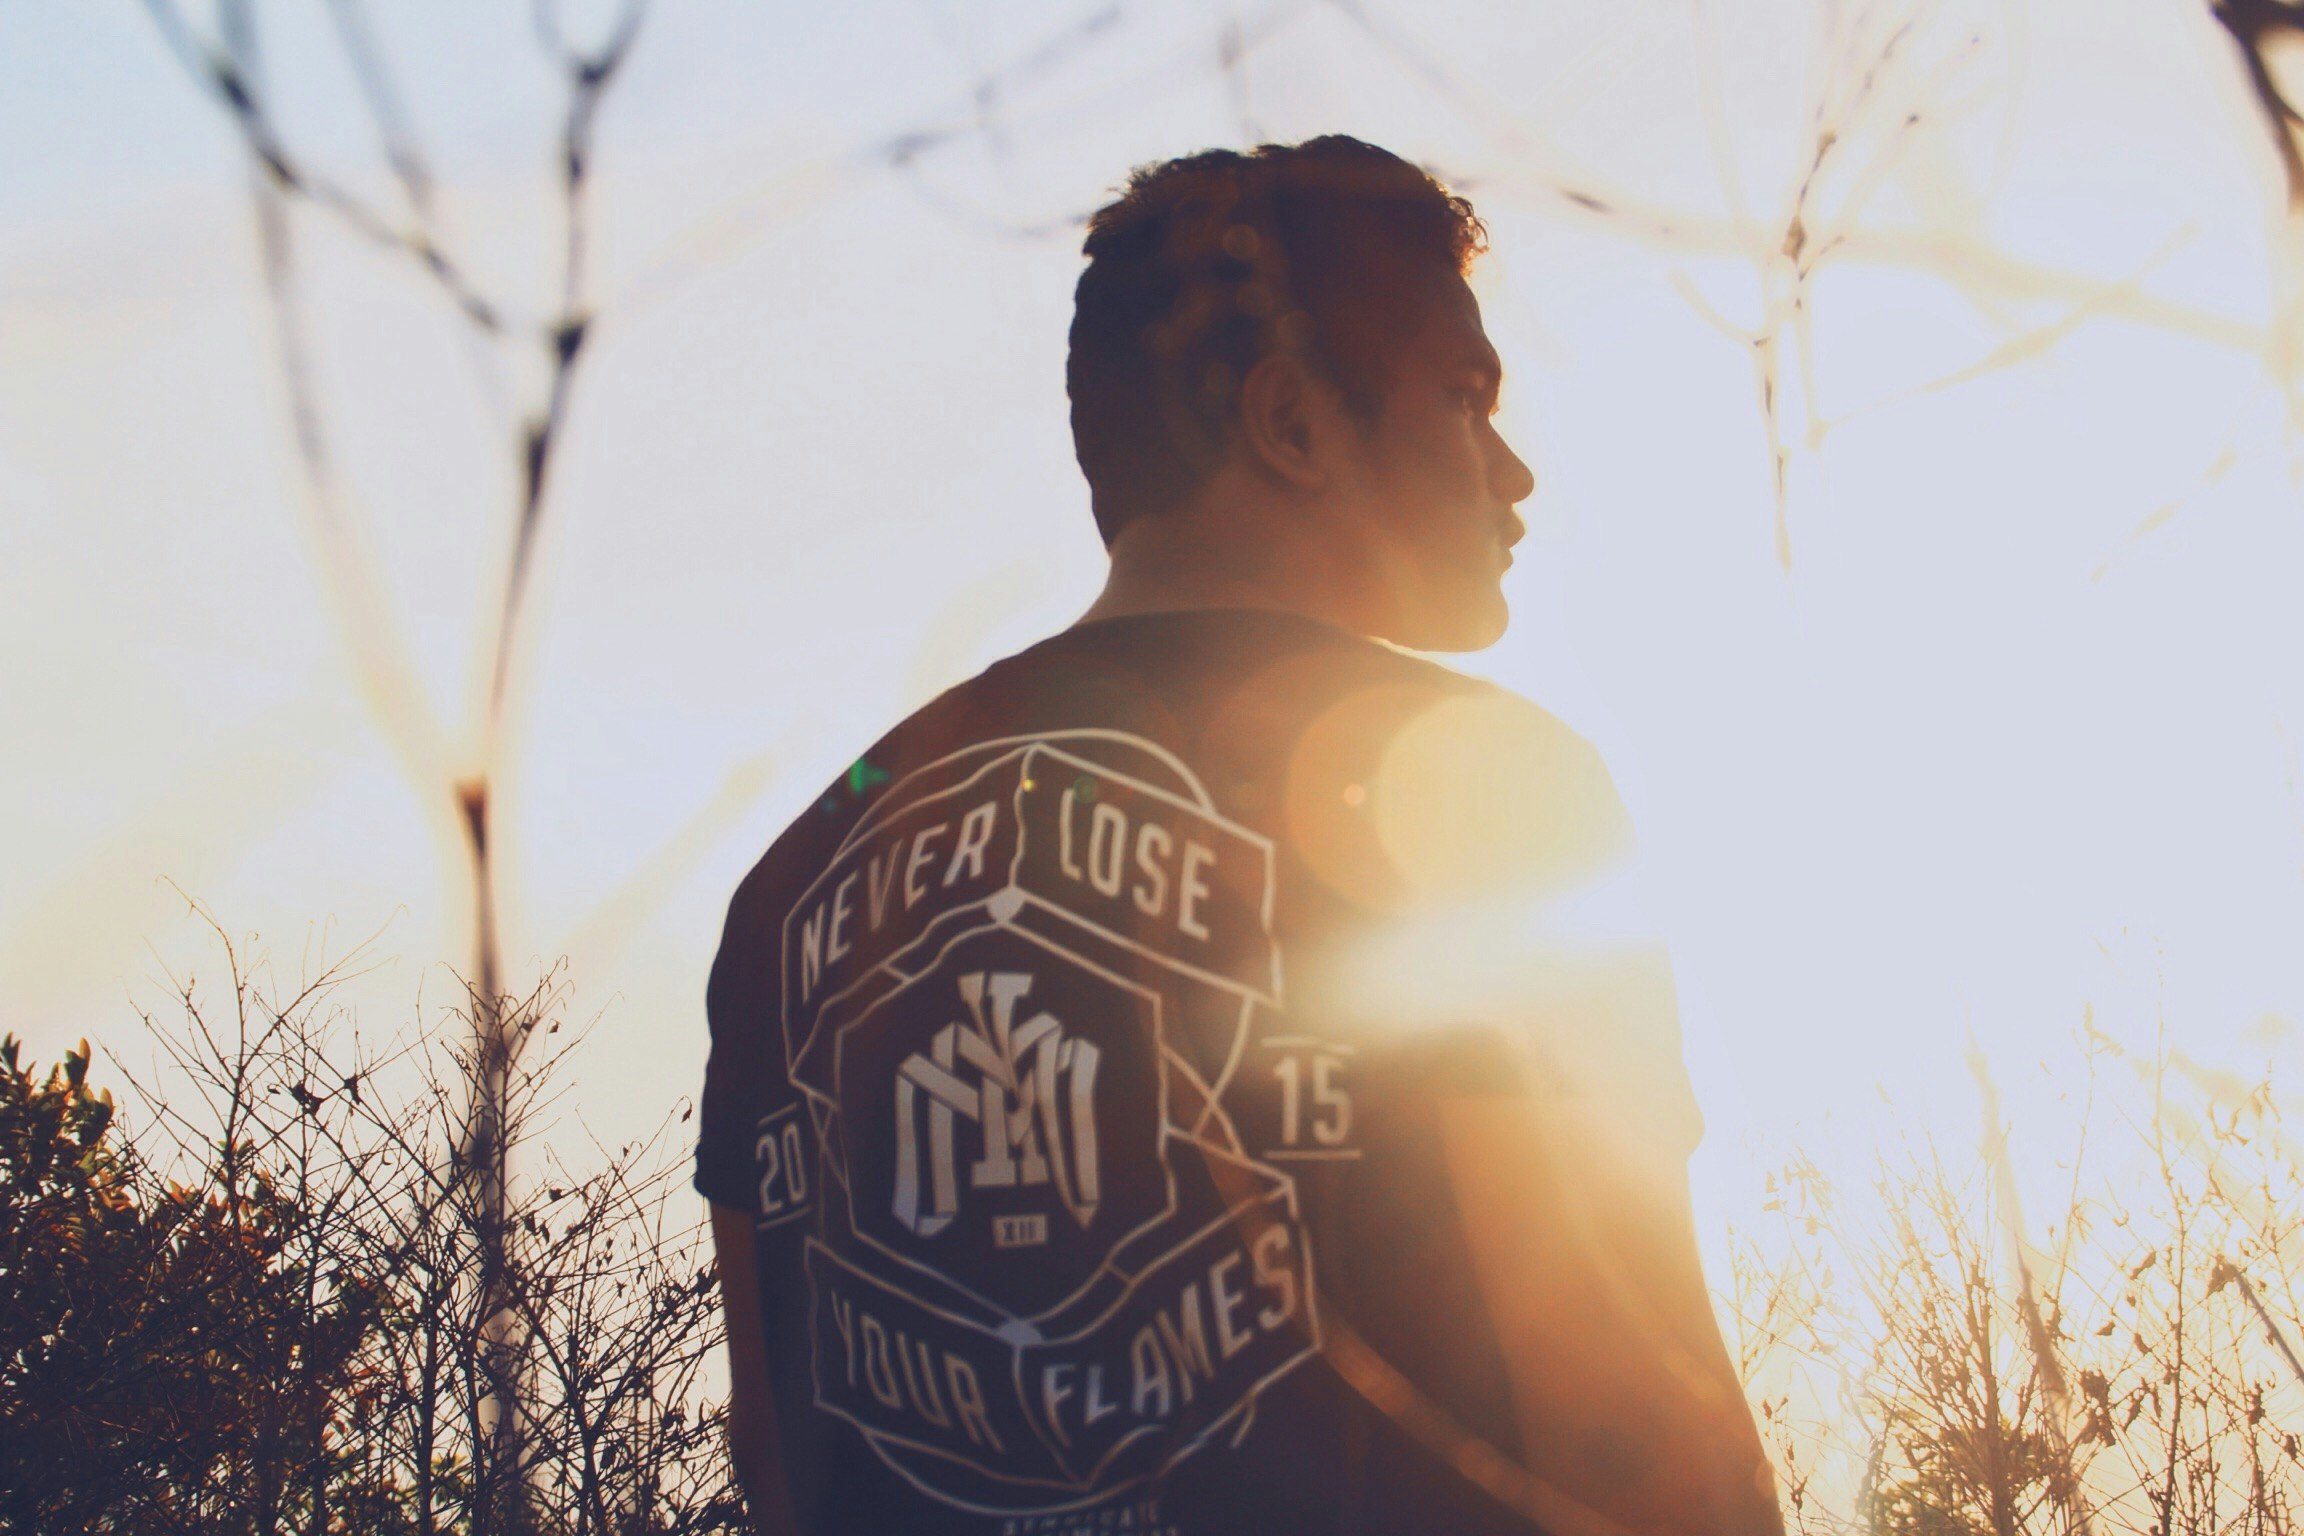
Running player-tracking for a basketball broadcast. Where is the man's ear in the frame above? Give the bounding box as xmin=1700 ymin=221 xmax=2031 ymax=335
xmin=1238 ymin=353 xmax=1334 ymax=492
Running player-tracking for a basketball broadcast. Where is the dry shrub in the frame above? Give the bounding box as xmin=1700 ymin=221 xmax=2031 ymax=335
xmin=0 ymin=919 xmax=739 ymax=1536
xmin=1733 ymin=1037 xmax=2304 ymax=1534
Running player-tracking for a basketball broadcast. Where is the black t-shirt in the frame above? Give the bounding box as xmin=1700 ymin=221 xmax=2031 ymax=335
xmin=696 ymin=609 xmax=1703 ymax=1536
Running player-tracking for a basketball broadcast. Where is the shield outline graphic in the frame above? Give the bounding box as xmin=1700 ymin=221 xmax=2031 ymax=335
xmin=830 ymin=920 xmax=1183 ymax=1329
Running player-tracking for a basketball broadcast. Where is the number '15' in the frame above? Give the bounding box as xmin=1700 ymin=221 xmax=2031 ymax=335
xmin=1272 ymin=1052 xmax=1351 ymax=1146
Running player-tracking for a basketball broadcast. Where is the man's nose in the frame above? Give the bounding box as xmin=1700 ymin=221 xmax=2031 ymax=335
xmin=1492 ymin=430 xmax=1536 ymax=507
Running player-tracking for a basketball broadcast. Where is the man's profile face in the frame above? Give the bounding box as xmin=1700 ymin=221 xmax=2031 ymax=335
xmin=1328 ymin=273 xmax=1534 ymax=652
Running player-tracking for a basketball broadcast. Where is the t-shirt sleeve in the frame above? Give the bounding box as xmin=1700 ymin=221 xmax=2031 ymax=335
xmin=1308 ymin=683 xmax=1705 ymax=1162
xmin=695 ymin=877 xmax=771 ymax=1211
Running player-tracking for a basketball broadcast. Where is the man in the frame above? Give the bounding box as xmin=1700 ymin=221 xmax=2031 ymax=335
xmin=696 ymin=136 xmax=1782 ymax=1536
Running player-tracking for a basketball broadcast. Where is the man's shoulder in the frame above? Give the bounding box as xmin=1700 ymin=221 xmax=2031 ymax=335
xmin=843 ymin=608 xmax=1509 ymax=797
xmin=721 ymin=610 xmax=1612 ymax=930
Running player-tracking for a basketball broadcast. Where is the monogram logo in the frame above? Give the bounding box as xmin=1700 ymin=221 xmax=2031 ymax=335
xmin=891 ymin=971 xmax=1102 ymax=1239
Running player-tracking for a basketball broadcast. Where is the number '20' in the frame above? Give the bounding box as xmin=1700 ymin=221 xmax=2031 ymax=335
xmin=756 ymin=1120 xmax=808 ymax=1217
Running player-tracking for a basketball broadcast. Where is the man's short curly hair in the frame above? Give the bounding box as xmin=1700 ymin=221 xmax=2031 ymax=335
xmin=1067 ymin=135 xmax=1486 ymax=546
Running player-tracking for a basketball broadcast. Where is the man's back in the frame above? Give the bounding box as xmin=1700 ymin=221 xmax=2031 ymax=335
xmin=697 ymin=609 xmax=1753 ymax=1535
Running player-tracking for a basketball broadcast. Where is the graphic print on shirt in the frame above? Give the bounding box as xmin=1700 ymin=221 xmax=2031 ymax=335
xmin=768 ymin=733 xmax=1321 ymax=1515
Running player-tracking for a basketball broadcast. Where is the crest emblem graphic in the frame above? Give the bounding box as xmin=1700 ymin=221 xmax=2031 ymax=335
xmin=772 ymin=734 xmax=1318 ymax=1515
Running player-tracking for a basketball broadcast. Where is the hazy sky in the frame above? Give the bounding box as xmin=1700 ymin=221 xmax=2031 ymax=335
xmin=5 ymin=0 xmax=2301 ymax=1245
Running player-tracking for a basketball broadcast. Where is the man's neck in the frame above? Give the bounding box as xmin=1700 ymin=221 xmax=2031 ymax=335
xmin=1075 ymin=495 xmax=1380 ymax=638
